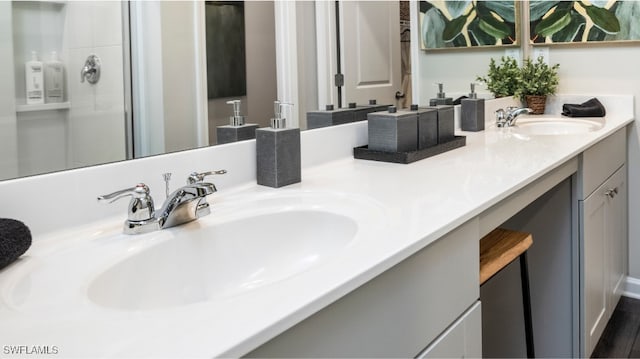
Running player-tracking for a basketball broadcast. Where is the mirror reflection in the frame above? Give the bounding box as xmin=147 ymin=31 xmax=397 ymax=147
xmin=1 ymin=0 xmax=502 ymax=183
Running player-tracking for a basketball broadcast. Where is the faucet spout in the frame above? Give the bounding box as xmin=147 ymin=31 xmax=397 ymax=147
xmin=157 ymin=182 xmax=217 ymax=229
xmin=506 ymin=107 xmax=533 ymax=126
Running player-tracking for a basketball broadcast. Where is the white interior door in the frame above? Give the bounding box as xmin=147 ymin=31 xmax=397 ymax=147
xmin=339 ymin=1 xmax=401 ymax=106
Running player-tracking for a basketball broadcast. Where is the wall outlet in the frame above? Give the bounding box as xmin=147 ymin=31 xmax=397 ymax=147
xmin=532 ymin=47 xmax=549 ymax=64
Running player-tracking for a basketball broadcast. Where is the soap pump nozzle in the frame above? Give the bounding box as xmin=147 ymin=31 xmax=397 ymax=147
xmin=226 ymin=99 xmax=246 ymax=126
xmin=469 ymin=83 xmax=478 ymax=99
xmin=436 ymin=83 xmax=445 ymax=99
xmin=271 ymin=100 xmax=293 ymax=129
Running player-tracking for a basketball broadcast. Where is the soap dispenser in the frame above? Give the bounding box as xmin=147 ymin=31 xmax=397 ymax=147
xmin=216 ymin=99 xmax=259 ymax=144
xmin=256 ymin=101 xmax=301 ymax=188
xmin=429 ymin=83 xmax=453 ymax=106
xmin=461 ymin=83 xmax=485 ymax=132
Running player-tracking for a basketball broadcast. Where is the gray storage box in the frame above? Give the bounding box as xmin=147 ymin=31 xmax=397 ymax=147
xmin=425 ymin=105 xmax=455 ymax=143
xmin=352 ymin=101 xmax=392 ymax=122
xmin=216 ymin=124 xmax=259 ymax=144
xmin=368 ymin=109 xmax=418 ymax=153
xmin=410 ymin=105 xmax=438 ymax=149
xmin=307 ymin=105 xmax=355 ymax=129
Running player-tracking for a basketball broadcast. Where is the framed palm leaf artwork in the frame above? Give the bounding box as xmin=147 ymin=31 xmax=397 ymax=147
xmin=530 ymin=0 xmax=640 ymax=44
xmin=419 ymin=1 xmax=519 ymax=50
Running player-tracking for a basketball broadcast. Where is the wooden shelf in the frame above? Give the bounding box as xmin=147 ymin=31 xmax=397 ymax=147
xmin=16 ymin=102 xmax=71 ymax=113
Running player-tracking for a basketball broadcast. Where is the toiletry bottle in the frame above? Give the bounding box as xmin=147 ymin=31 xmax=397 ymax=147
xmin=216 ymin=99 xmax=259 ymax=144
xmin=25 ymin=51 xmax=44 ymax=105
xmin=461 ymin=83 xmax=485 ymax=132
xmin=256 ymin=101 xmax=301 ymax=188
xmin=44 ymin=51 xmax=64 ymax=103
xmin=429 ymin=83 xmax=453 ymax=106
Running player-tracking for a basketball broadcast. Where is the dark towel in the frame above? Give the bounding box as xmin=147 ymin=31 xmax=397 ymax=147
xmin=562 ymin=98 xmax=606 ymax=117
xmin=0 ymin=218 xmax=32 ymax=270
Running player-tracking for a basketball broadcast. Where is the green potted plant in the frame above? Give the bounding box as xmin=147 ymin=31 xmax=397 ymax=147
xmin=515 ymin=56 xmax=560 ymax=114
xmin=476 ymin=56 xmax=520 ymax=98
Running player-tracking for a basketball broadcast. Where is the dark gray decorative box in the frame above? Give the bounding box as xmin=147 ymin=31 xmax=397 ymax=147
xmin=411 ymin=105 xmax=438 ymax=149
xmin=306 ymin=105 xmax=355 ymax=129
xmin=367 ymin=108 xmax=418 ymax=153
xmin=256 ymin=128 xmax=301 ymax=188
xmin=216 ymin=124 xmax=259 ymax=144
xmin=426 ymin=105 xmax=455 ymax=143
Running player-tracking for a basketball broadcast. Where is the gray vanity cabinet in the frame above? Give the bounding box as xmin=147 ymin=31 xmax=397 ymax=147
xmin=247 ymin=219 xmax=480 ymax=358
xmin=579 ymin=128 xmax=627 ymax=357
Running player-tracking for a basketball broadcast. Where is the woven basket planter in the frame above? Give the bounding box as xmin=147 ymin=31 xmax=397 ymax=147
xmin=525 ymin=95 xmax=547 ymax=114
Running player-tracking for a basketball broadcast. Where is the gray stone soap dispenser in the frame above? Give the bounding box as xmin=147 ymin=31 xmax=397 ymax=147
xmin=216 ymin=100 xmax=259 ymax=144
xmin=256 ymin=101 xmax=301 ymax=188
xmin=429 ymin=83 xmax=453 ymax=106
xmin=461 ymin=83 xmax=485 ymax=132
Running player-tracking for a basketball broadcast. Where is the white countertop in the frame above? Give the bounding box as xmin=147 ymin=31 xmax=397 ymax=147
xmin=0 ymin=97 xmax=634 ymax=358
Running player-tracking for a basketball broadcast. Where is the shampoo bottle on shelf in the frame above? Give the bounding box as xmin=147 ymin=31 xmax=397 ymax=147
xmin=44 ymin=51 xmax=64 ymax=103
xmin=25 ymin=51 xmax=44 ymax=105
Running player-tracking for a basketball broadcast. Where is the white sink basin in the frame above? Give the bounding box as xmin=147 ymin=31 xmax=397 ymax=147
xmin=512 ymin=116 xmax=605 ymax=135
xmin=88 ymin=209 xmax=357 ymax=310
xmin=1 ymin=191 xmax=385 ymax=313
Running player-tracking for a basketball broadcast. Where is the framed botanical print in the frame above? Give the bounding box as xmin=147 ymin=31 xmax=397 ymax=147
xmin=530 ymin=0 xmax=640 ymax=44
xmin=420 ymin=0 xmax=519 ymax=50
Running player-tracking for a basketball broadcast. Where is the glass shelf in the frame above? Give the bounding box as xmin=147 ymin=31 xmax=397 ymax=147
xmin=15 ymin=102 xmax=71 ymax=113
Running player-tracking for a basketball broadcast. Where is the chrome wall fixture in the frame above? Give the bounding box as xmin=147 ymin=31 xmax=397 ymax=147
xmin=80 ymin=54 xmax=101 ymax=84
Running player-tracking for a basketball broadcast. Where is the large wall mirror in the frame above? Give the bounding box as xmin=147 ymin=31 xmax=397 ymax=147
xmin=0 ymin=0 xmax=517 ymax=183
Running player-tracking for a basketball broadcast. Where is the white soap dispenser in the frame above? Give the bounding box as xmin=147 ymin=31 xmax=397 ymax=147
xmin=25 ymin=51 xmax=44 ymax=105
xmin=44 ymin=51 xmax=65 ymax=103
xmin=255 ymin=101 xmax=301 ymax=188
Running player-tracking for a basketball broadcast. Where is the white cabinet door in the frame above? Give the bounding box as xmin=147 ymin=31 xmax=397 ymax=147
xmin=582 ymin=164 xmax=627 ymax=356
xmin=606 ymin=166 xmax=626 ymax=315
xmin=582 ymin=186 xmax=608 ymax=356
xmin=339 ymin=1 xmax=401 ymax=105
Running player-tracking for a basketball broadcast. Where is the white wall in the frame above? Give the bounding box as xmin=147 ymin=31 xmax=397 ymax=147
xmin=65 ymin=1 xmax=127 ymax=169
xmin=417 ymin=49 xmax=513 ymax=103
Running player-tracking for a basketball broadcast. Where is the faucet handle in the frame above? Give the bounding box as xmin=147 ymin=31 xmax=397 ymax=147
xmin=187 ymin=170 xmax=227 ymax=184
xmin=97 ymin=183 xmax=155 ymax=222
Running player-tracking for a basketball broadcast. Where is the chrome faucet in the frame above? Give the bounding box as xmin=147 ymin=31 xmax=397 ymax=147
xmin=98 ymin=170 xmax=227 ymax=234
xmin=495 ymin=107 xmax=533 ymax=127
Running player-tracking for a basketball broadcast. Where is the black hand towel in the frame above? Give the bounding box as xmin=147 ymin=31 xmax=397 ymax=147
xmin=562 ymin=98 xmax=606 ymax=117
xmin=0 ymin=218 xmax=32 ymax=270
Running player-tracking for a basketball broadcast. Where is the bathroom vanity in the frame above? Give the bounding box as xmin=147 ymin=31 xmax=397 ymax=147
xmin=0 ymin=95 xmax=633 ymax=358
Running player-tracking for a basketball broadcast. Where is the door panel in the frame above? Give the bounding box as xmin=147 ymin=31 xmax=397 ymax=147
xmin=340 ymin=1 xmax=400 ymax=106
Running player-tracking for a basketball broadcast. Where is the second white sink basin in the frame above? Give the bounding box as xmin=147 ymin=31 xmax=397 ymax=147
xmin=512 ymin=116 xmax=605 ymax=135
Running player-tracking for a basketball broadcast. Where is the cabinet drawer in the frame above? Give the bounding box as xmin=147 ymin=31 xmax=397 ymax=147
xmin=247 ymin=219 xmax=479 ymax=358
xmin=580 ymin=127 xmax=626 ymax=199
xmin=417 ymin=301 xmax=482 ymax=359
